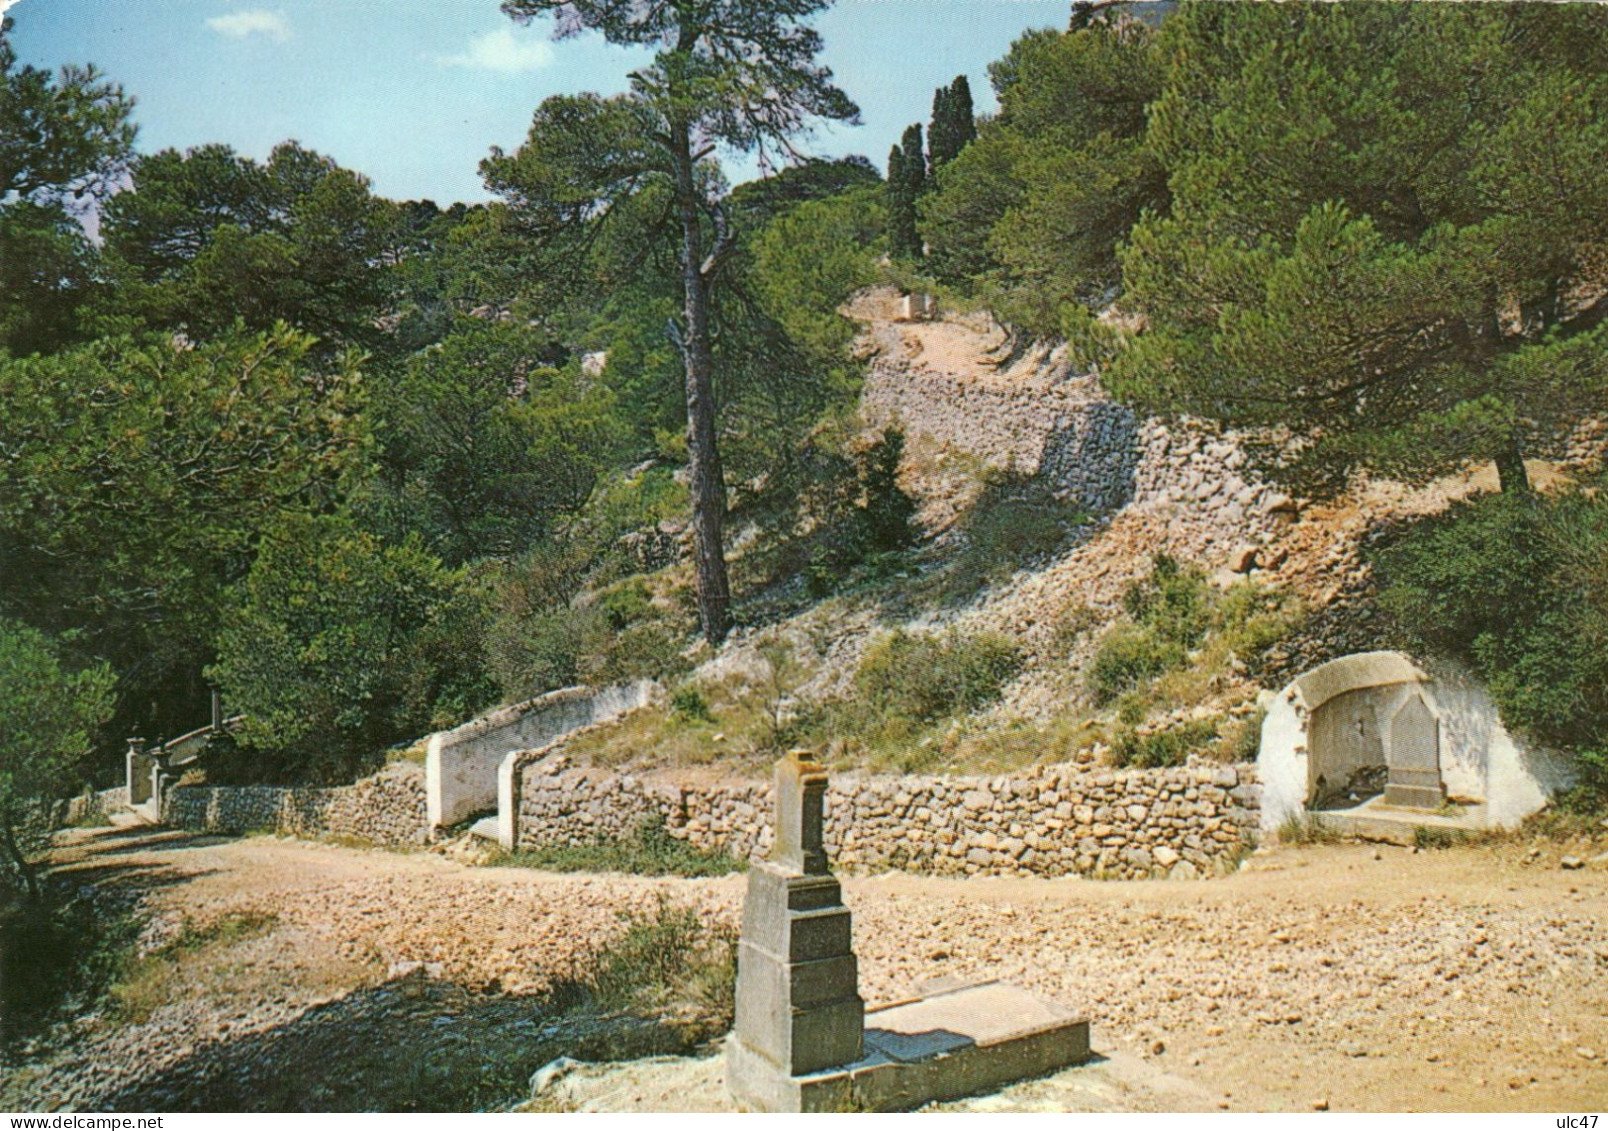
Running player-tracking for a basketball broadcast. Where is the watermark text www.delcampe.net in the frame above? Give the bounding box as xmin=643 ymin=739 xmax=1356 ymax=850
xmin=11 ymin=1119 xmax=163 ymax=1129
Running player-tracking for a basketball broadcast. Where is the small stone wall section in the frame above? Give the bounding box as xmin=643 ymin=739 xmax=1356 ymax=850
xmin=61 ymin=786 xmax=128 ymax=826
xmin=518 ymin=758 xmax=1260 ymax=880
xmin=22 ymin=786 xmax=129 ymax=843
xmin=164 ymin=762 xmax=428 ymax=848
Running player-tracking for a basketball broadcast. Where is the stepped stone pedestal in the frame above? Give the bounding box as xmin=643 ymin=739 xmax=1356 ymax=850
xmin=725 ymin=751 xmax=1092 ymax=1112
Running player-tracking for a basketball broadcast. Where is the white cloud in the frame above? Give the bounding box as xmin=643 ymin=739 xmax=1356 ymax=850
xmin=205 ymin=10 xmax=291 ymax=42
xmin=437 ymin=28 xmax=554 ymax=73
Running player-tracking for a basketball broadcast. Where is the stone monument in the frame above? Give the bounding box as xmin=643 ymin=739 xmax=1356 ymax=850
xmin=728 ymin=751 xmax=864 ymax=1078
xmin=726 ymin=751 xmax=1092 ymax=1112
xmin=1384 ymin=690 xmax=1443 ymax=809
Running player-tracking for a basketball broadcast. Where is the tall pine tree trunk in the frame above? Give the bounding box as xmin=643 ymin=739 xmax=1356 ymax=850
xmin=671 ymin=123 xmax=732 ymax=645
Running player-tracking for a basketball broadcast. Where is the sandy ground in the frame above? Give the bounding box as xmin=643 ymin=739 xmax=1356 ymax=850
xmin=4 ymin=824 xmax=1604 ymax=1113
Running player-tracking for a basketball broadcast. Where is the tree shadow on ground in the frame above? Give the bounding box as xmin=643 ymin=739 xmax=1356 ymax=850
xmin=94 ymin=974 xmax=708 ymax=1113
xmin=910 ymin=471 xmax=1091 ymax=611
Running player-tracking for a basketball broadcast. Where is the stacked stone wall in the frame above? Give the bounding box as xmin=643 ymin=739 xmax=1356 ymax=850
xmin=517 ymin=757 xmax=1260 ymax=881
xmin=165 ymin=762 xmax=427 ymax=848
xmin=861 ymin=352 xmax=1286 ymax=553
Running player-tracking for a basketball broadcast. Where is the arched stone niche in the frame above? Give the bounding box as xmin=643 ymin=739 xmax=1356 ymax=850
xmin=1256 ymin=651 xmax=1574 ymax=835
xmin=1297 ymin=653 xmax=1434 ymax=811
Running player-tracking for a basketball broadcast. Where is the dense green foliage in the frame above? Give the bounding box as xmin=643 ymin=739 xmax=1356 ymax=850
xmin=97 ymin=142 xmax=400 ymax=350
xmin=920 ymin=19 xmax=1163 ymax=333
xmin=0 ymin=327 xmax=367 ymax=745
xmin=0 ymin=9 xmax=895 ymax=787
xmin=1089 ymin=555 xmax=1296 ymax=707
xmin=494 ymin=0 xmax=861 ymax=646
xmin=0 ymin=891 xmax=140 ymax=1045
xmin=0 ymin=15 xmax=135 ymax=357
xmin=6 ymin=4 xmax=1608 ymax=802
xmin=0 ymin=619 xmax=116 ymax=897
xmin=370 ymin=320 xmax=623 ymax=565
xmin=1378 ymin=485 xmax=1608 ymax=799
xmin=914 ymin=3 xmax=1608 ymax=492
xmin=1107 ymin=3 xmax=1608 ymax=495
xmin=209 ymin=515 xmax=493 ymax=781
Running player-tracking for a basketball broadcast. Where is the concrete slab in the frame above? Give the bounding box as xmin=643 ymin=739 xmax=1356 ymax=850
xmin=726 ymin=981 xmax=1091 ymax=1112
xmin=535 ymin=1041 xmax=1215 ymax=1114
xmin=1313 ymin=795 xmax=1491 ymax=844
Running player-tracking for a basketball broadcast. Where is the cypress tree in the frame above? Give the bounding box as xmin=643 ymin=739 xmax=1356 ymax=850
xmin=949 ymin=76 xmax=976 ymax=154
xmin=929 ymin=75 xmax=977 ymax=172
xmin=929 ymin=85 xmax=953 ymax=175
xmin=885 ymin=141 xmax=911 ymax=259
xmin=886 ymin=125 xmax=925 ymax=259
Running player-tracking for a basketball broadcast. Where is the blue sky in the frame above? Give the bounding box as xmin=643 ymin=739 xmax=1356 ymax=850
xmin=6 ymin=0 xmax=1068 ymax=204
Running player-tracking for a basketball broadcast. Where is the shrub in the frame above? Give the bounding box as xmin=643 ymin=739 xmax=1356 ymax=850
xmin=859 ymin=428 xmax=919 ymax=555
xmin=594 ymin=579 xmax=653 ymax=631
xmin=1089 ymin=556 xmax=1299 ymax=709
xmin=670 ymin=686 xmax=712 ymax=723
xmin=210 ymin=514 xmax=494 ymax=782
xmin=800 ymin=428 xmax=920 ymax=599
xmin=585 ymin=898 xmax=737 ymax=1043
xmin=485 ymin=603 xmax=608 ymax=704
xmin=1088 ymin=623 xmax=1183 ymax=706
xmin=1219 ymin=708 xmax=1266 ymax=763
xmin=488 ymin=815 xmax=745 ymax=879
xmin=1 ymin=619 xmax=117 ymax=900
xmin=580 ymin=618 xmax=693 ymax=686
xmin=1377 ymin=483 xmax=1608 ymax=802
xmin=1110 ymin=718 xmax=1218 ymax=768
xmin=855 ymin=629 xmax=1023 ymax=722
xmin=1122 ymin=553 xmax=1211 ymax=647
xmin=0 ymin=891 xmax=141 ymax=1047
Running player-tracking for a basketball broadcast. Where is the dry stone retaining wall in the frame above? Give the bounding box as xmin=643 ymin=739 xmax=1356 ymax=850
xmin=861 ymin=348 xmax=1286 ymax=553
xmin=21 ymin=786 xmax=129 ymax=843
xmin=518 ymin=757 xmax=1260 ymax=880
xmin=59 ymin=786 xmax=128 ymax=826
xmin=164 ymin=762 xmax=428 ymax=848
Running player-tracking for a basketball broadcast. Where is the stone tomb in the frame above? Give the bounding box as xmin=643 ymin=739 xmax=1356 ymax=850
xmin=725 ymin=751 xmax=1091 ymax=1112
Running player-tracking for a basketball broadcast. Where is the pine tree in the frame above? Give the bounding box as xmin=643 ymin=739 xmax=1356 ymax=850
xmin=1105 ymin=2 xmax=1608 ymax=496
xmin=496 ymin=0 xmax=860 ymax=645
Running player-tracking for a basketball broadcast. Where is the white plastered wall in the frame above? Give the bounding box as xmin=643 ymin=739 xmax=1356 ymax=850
xmin=425 ymin=681 xmax=655 ymax=829
xmin=1258 ymin=651 xmax=1573 ymax=834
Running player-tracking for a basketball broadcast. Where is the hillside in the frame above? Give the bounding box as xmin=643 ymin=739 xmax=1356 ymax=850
xmin=556 ymin=287 xmax=1606 ymax=781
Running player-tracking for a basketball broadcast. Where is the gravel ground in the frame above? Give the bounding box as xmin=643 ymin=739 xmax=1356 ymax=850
xmin=4 ymin=825 xmax=1604 ymax=1113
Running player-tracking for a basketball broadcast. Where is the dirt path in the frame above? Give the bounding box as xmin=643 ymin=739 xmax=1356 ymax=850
xmin=7 ymin=826 xmax=1606 ymax=1113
